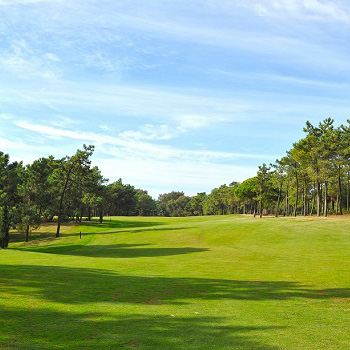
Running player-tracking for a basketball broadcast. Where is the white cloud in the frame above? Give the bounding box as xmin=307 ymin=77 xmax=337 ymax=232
xmin=83 ymin=52 xmax=132 ymax=74
xmin=211 ymin=68 xmax=350 ymax=90
xmin=0 ymin=129 xmax=258 ymax=196
xmin=0 ymin=113 xmax=15 ymax=120
xmin=0 ymin=137 xmax=21 ymax=149
xmin=0 ymin=136 xmax=62 ymax=164
xmin=0 ymin=0 xmax=61 ymax=5
xmin=97 ymin=156 xmax=257 ymax=197
xmin=49 ymin=115 xmax=81 ymax=128
xmin=67 ymin=9 xmax=347 ymax=76
xmin=0 ymin=82 xmax=248 ymax=121
xmin=242 ymin=0 xmax=350 ymax=22
xmin=44 ymin=53 xmax=61 ymax=62
xmin=0 ymin=39 xmax=60 ymax=80
xmin=119 ymin=114 xmax=228 ymax=142
xmin=119 ymin=124 xmax=175 ymax=141
xmin=14 ymin=119 xmax=274 ymax=162
xmin=3 ymin=119 xmax=265 ymax=197
xmin=176 ymin=114 xmax=226 ymax=132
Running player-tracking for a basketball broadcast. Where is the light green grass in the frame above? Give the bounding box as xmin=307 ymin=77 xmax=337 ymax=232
xmin=0 ymin=215 xmax=349 ymax=349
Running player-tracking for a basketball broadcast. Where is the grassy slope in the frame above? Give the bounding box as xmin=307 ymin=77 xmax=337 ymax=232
xmin=0 ymin=215 xmax=349 ymax=349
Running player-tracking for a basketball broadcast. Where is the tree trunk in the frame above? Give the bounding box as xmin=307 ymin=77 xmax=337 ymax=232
xmin=0 ymin=206 xmax=10 ymax=249
xmin=303 ymin=177 xmax=307 ymax=216
xmin=79 ymin=207 xmax=83 ymax=223
xmin=25 ymin=224 xmax=30 ymax=242
xmin=324 ymin=182 xmax=328 ymax=217
xmin=294 ymin=172 xmax=299 ymax=217
xmin=316 ymin=180 xmax=321 ymax=216
xmin=56 ymin=167 xmax=72 ymax=238
xmin=334 ymin=196 xmax=337 ymax=214
xmin=275 ymin=179 xmax=283 ymax=217
xmin=284 ymin=183 xmax=289 ymax=216
xmin=347 ymin=171 xmax=350 ymax=212
xmin=99 ymin=210 xmax=103 ymax=224
xmin=337 ymin=165 xmax=343 ymax=215
xmin=310 ymin=183 xmax=315 ymax=215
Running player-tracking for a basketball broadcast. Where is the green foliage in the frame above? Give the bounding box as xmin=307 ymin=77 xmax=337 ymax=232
xmin=135 ymin=189 xmax=157 ymax=216
xmin=107 ymin=179 xmax=138 ymax=216
xmin=0 ymin=152 xmax=23 ymax=247
xmin=157 ymin=191 xmax=191 ymax=217
xmin=189 ymin=192 xmax=207 ymax=216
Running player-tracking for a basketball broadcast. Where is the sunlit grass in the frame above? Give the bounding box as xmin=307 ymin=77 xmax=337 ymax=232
xmin=1 ymin=215 xmax=349 ymax=349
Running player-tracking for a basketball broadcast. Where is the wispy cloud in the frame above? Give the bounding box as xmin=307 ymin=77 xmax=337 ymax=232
xmin=0 ymin=39 xmax=60 ymax=80
xmin=210 ymin=68 xmax=350 ymax=90
xmin=0 ymin=0 xmax=62 ymax=6
xmin=2 ymin=118 xmax=273 ymax=195
xmin=83 ymin=52 xmax=133 ymax=74
xmin=97 ymin=156 xmax=257 ymax=197
xmin=0 ymin=82 xmax=248 ymax=121
xmin=176 ymin=114 xmax=227 ymax=132
xmin=14 ymin=119 xmax=274 ymax=162
xmin=0 ymin=113 xmax=15 ymax=120
xmin=119 ymin=114 xmax=228 ymax=141
xmin=49 ymin=115 xmax=81 ymax=128
xmin=241 ymin=0 xmax=350 ymax=22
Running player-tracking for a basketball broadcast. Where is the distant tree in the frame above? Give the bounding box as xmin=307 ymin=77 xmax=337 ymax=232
xmin=205 ymin=185 xmax=232 ymax=215
xmin=108 ymin=179 xmax=137 ymax=216
xmin=271 ymin=160 xmax=286 ymax=217
xmin=235 ymin=177 xmax=258 ymax=214
xmin=52 ymin=145 xmax=95 ymax=238
xmin=189 ymin=192 xmax=207 ymax=216
xmin=135 ymin=190 xmax=157 ymax=216
xmin=256 ymin=164 xmax=271 ymax=218
xmin=16 ymin=157 xmax=58 ymax=242
xmin=157 ymin=191 xmax=191 ymax=217
xmin=157 ymin=191 xmax=184 ymax=216
xmin=80 ymin=166 xmax=106 ymax=221
xmin=0 ymin=152 xmax=23 ymax=248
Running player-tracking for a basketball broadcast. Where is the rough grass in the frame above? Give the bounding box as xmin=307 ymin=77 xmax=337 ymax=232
xmin=0 ymin=215 xmax=349 ymax=349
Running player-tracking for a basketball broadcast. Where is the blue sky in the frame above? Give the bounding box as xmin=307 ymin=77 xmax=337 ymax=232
xmin=1 ymin=0 xmax=350 ymax=197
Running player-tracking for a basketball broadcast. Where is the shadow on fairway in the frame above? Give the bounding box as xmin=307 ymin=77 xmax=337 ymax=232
xmin=15 ymin=243 xmax=209 ymax=258
xmin=10 ymin=219 xmax=173 ymax=242
xmin=0 ymin=307 xmax=282 ymax=349
xmin=1 ymin=265 xmax=349 ymax=306
xmin=83 ymin=219 xmax=166 ymax=229
xmin=67 ymin=226 xmax=194 ymax=237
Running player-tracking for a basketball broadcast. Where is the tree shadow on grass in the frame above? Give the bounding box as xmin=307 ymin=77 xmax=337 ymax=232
xmin=14 ymin=244 xmax=209 ymax=258
xmin=10 ymin=219 xmax=170 ymax=243
xmin=0 ymin=308 xmax=282 ymax=350
xmin=64 ymin=226 xmax=194 ymax=238
xmin=0 ymin=265 xmax=348 ymax=306
xmin=84 ymin=219 xmax=166 ymax=230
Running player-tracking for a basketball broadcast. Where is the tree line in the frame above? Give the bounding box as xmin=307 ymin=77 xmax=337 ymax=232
xmin=184 ymin=118 xmax=350 ymax=218
xmin=0 ymin=145 xmax=158 ymax=248
xmin=1 ymin=118 xmax=350 ymax=247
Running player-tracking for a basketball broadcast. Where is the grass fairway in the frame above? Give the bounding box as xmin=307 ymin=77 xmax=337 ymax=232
xmin=0 ymin=215 xmax=349 ymax=349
